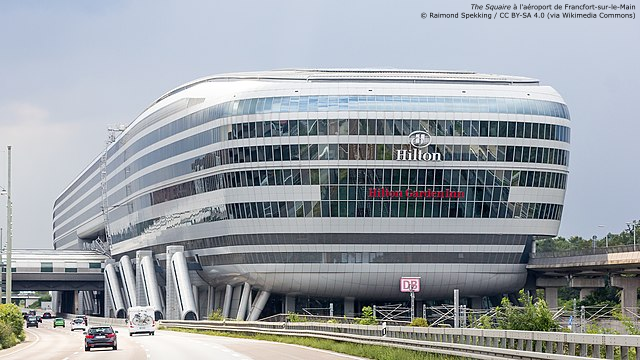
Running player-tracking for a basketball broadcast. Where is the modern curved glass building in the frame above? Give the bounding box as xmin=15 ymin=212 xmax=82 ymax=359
xmin=53 ymin=69 xmax=570 ymax=319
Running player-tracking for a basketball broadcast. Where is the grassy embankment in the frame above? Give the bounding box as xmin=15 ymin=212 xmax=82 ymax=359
xmin=162 ymin=326 xmax=469 ymax=360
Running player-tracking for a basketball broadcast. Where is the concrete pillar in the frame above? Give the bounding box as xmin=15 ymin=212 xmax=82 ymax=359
xmin=214 ymin=288 xmax=224 ymax=311
xmin=536 ymin=277 xmax=568 ymax=309
xmin=222 ymin=284 xmax=233 ymax=318
xmin=544 ymin=287 xmax=559 ymax=309
xmin=580 ymin=288 xmax=595 ymax=301
xmin=73 ymin=290 xmax=79 ymax=314
xmin=236 ymin=282 xmax=251 ymax=320
xmin=415 ymin=300 xmax=424 ymax=318
xmin=192 ymin=285 xmax=199 ymax=319
xmin=165 ymin=246 xmax=184 ymax=320
xmin=611 ymin=276 xmax=640 ymax=317
xmin=135 ymin=250 xmax=152 ymax=307
xmin=247 ymin=291 xmax=271 ymax=321
xmin=119 ymin=255 xmax=137 ymax=308
xmin=284 ymin=295 xmax=296 ymax=313
xmin=229 ymin=285 xmax=242 ymax=319
xmin=344 ymin=297 xmax=355 ymax=317
xmin=570 ymin=277 xmax=605 ymax=301
xmin=207 ymin=286 xmax=215 ymax=316
xmin=470 ymin=297 xmax=483 ymax=309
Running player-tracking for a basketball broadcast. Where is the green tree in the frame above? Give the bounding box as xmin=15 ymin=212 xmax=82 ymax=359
xmin=0 ymin=303 xmax=25 ymax=346
xmin=357 ymin=306 xmax=378 ymax=325
xmin=495 ymin=290 xmax=559 ymax=331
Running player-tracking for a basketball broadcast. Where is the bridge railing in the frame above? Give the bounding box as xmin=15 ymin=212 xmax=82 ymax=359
xmin=531 ymin=244 xmax=638 ymax=259
xmin=159 ymin=319 xmax=640 ymax=359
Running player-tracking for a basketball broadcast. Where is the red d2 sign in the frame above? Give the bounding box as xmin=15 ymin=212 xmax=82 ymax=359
xmin=400 ymin=277 xmax=421 ymax=293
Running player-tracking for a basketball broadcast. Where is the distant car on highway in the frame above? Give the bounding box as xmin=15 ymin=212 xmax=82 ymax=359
xmin=42 ymin=312 xmax=52 ymax=319
xmin=26 ymin=316 xmax=38 ymax=328
xmin=71 ymin=318 xmax=86 ymax=331
xmin=53 ymin=317 xmax=65 ymax=328
xmin=84 ymin=326 xmax=118 ymax=351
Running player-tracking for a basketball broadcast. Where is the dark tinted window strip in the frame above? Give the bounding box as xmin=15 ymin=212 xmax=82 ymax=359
xmin=109 ymin=201 xmax=562 ymax=244
xmin=196 ymin=251 xmax=524 ymax=266
xmin=55 ymin=164 xmax=568 ymax=238
xmin=54 ymin=139 xmax=570 ymax=228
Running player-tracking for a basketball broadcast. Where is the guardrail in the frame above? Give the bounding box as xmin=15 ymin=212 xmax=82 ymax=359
xmin=159 ymin=319 xmax=640 ymax=359
xmin=532 ymin=244 xmax=638 ymax=259
xmin=62 ymin=313 xmax=127 ymax=327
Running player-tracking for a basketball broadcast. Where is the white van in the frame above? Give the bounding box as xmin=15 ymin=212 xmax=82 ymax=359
xmin=126 ymin=306 xmax=156 ymax=336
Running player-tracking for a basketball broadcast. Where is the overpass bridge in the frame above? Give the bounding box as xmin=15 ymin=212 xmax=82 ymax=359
xmin=2 ymin=249 xmax=107 ymax=314
xmin=528 ymin=244 xmax=640 ymax=314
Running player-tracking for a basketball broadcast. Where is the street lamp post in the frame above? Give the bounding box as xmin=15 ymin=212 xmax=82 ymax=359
xmin=627 ymin=222 xmax=637 ymax=251
xmin=0 ymin=146 xmax=12 ymax=305
xmin=598 ymin=225 xmax=608 ymax=247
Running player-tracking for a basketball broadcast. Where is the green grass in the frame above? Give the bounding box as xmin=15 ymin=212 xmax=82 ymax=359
xmin=162 ymin=326 xmax=468 ymax=360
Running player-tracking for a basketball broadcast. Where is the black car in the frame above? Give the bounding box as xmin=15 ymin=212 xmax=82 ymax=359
xmin=26 ymin=316 xmax=38 ymax=328
xmin=84 ymin=326 xmax=118 ymax=351
xmin=42 ymin=312 xmax=52 ymax=319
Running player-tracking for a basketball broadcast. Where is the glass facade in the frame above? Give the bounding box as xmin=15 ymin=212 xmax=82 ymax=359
xmin=55 ymin=95 xmax=570 ymax=214
xmin=52 ymin=69 xmax=572 ymax=304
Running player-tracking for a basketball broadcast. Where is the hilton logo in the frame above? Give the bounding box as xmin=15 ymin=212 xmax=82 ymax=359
xmin=396 ymin=130 xmax=442 ymax=162
xmin=409 ymin=130 xmax=431 ymax=148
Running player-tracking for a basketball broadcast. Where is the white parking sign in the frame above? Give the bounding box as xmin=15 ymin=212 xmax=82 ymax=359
xmin=400 ymin=277 xmax=421 ymax=292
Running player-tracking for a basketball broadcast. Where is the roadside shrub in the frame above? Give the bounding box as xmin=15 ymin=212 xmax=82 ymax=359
xmin=0 ymin=303 xmax=24 ymax=346
xmin=0 ymin=322 xmax=18 ymax=349
xmin=287 ymin=312 xmax=307 ymax=322
xmin=357 ymin=306 xmax=378 ymax=325
xmin=409 ymin=317 xmax=429 ymax=327
xmin=326 ymin=319 xmax=338 ymax=324
xmin=208 ymin=308 xmax=225 ymax=321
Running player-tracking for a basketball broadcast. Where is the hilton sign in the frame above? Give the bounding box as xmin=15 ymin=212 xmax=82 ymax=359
xmin=396 ymin=131 xmax=442 ymax=162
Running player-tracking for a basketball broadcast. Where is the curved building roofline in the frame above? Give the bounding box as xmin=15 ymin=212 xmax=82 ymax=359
xmin=149 ymin=69 xmax=540 ymax=109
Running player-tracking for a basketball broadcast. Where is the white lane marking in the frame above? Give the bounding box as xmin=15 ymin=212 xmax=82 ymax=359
xmin=0 ymin=329 xmax=41 ymax=358
xmin=73 ymin=352 xmax=78 ymax=355
xmin=62 ymin=358 xmax=69 ymax=360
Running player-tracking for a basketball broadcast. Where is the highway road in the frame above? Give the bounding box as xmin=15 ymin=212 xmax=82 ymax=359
xmin=0 ymin=319 xmax=363 ymax=360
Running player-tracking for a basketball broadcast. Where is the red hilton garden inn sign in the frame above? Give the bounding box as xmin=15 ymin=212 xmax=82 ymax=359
xmin=368 ymin=188 xmax=465 ymax=199
xmin=369 ymin=130 xmax=465 ymax=199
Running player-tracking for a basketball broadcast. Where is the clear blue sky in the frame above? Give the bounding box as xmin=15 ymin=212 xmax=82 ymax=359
xmin=0 ymin=1 xmax=638 ymax=249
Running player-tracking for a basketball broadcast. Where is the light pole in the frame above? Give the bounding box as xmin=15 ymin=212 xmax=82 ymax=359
xmin=598 ymin=225 xmax=608 ymax=247
xmin=0 ymin=145 xmax=12 ymax=305
xmin=627 ymin=222 xmax=637 ymax=251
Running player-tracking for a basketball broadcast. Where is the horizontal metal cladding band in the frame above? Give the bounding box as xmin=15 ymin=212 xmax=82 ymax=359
xmin=108 ymin=201 xmax=563 ymax=243
xmin=158 ymin=320 xmax=640 ymax=360
xmin=138 ymin=233 xmax=531 ymax=255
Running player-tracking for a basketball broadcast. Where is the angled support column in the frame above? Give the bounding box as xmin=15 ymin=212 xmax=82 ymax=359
xmin=119 ymin=255 xmax=137 ymax=308
xmin=104 ymin=260 xmax=126 ymax=318
xmin=137 ymin=251 xmax=164 ymax=319
xmin=247 ymin=290 xmax=271 ymax=321
xmin=222 ymin=284 xmax=233 ymax=318
xmin=236 ymin=282 xmax=251 ymax=320
xmin=169 ymin=249 xmax=198 ymax=320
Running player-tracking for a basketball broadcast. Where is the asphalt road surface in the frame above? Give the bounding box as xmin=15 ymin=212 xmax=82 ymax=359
xmin=0 ymin=319 xmax=364 ymax=360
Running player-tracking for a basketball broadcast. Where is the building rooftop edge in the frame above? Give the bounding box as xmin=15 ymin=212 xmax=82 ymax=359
xmin=151 ymin=69 xmax=540 ymax=109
